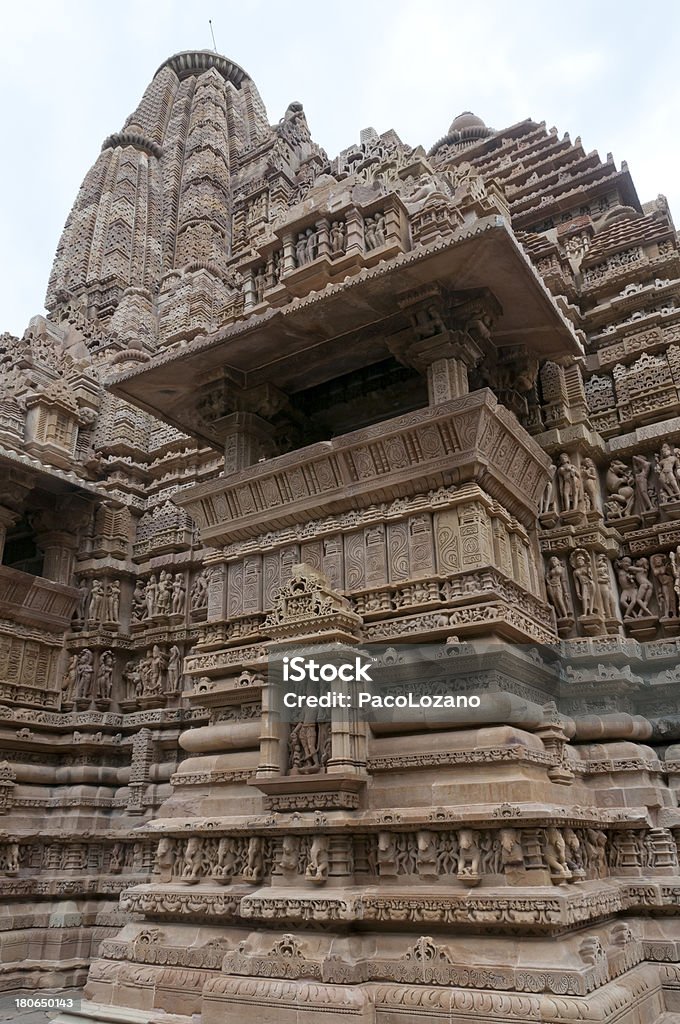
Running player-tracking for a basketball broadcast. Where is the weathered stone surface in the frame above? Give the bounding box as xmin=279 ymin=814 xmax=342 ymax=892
xmin=1 ymin=47 xmax=680 ymax=1024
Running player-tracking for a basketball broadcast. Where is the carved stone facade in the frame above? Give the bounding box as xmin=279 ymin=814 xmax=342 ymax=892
xmin=1 ymin=51 xmax=680 ymax=1024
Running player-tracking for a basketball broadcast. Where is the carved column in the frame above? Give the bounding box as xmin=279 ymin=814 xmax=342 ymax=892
xmin=0 ymin=506 xmax=20 ymax=564
xmin=223 ymin=412 xmax=277 ymax=475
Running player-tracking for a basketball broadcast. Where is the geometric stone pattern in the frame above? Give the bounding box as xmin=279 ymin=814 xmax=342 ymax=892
xmin=0 ymin=50 xmax=680 ymax=1024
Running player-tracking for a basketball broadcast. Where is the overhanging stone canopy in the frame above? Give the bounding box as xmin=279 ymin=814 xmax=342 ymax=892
xmin=110 ymin=217 xmax=581 ymax=449
xmin=3 ymin=43 xmax=680 ymax=1024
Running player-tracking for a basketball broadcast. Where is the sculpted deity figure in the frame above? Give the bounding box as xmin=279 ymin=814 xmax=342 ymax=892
xmin=416 ymin=830 xmax=438 ymax=878
xmin=243 ymin=836 xmax=264 ymax=882
xmin=457 ymin=829 xmax=481 ymax=882
xmin=545 ymin=556 xmax=570 ymax=619
xmin=499 ymin=829 xmax=524 ymax=870
xmin=190 ymin=571 xmax=208 ymax=611
xmin=580 ymin=457 xmax=599 ymax=512
xmin=629 ymin=557 xmax=654 ymax=617
xmin=62 ymin=654 xmax=78 ymax=701
xmin=145 ymin=574 xmax=158 ymax=618
xmin=295 ymin=233 xmax=308 ymax=267
xmin=131 ymin=579 xmax=147 ymax=621
xmin=655 ymin=443 xmax=680 ymax=501
xmin=109 ymin=842 xmax=124 ymax=874
xmin=584 ymin=828 xmax=608 ymax=877
xmin=149 ymin=645 xmax=167 ymax=692
xmin=75 ymin=648 xmax=94 ymax=699
xmin=254 ymin=267 xmax=266 ymax=304
xmin=123 ymin=660 xmax=141 ymax=700
xmin=570 ymin=549 xmax=596 ymax=616
xmin=330 ymin=220 xmax=346 ymax=253
xmin=615 ymin=557 xmax=638 ymax=618
xmin=96 ymin=650 xmax=114 ymax=700
xmin=104 ymin=580 xmax=120 ymax=622
xmin=543 ymin=827 xmax=571 ymax=880
xmin=595 ymin=554 xmax=618 ymax=619
xmin=156 ymin=570 xmax=171 ymax=615
xmin=556 ymin=452 xmax=584 ymax=512
xmin=605 ymin=460 xmax=635 ymax=518
xmin=279 ymin=835 xmax=300 ymax=874
xmin=181 ymin=837 xmax=205 ymax=883
xmin=74 ymin=579 xmax=89 ymax=623
xmin=377 ymin=832 xmax=398 ymax=876
xmin=539 ymin=475 xmax=555 ymax=515
xmin=651 ymin=553 xmax=678 ymax=618
xmin=87 ymin=579 xmax=104 ymax=624
xmin=167 ymin=645 xmax=182 ymax=691
xmin=213 ymin=838 xmax=237 ymax=882
xmin=171 ymin=573 xmax=186 ymax=614
xmin=305 ymin=227 xmax=318 ymax=262
xmin=305 ymin=834 xmax=329 ymax=884
xmin=632 ymin=454 xmax=654 ymax=511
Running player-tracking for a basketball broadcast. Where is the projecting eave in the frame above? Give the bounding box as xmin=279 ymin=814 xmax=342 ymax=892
xmin=110 ymin=217 xmax=583 ymax=449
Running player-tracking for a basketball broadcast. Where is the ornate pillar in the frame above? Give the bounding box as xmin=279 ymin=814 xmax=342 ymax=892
xmin=223 ymin=411 xmax=277 ymax=474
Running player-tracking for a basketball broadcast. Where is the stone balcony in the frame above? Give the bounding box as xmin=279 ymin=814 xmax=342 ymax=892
xmin=176 ymin=389 xmax=552 ymax=546
xmin=0 ymin=564 xmax=78 ymax=631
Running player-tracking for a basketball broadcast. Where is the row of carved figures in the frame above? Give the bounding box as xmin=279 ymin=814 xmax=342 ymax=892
xmin=72 ymin=570 xmax=206 ymax=630
xmin=545 ymin=547 xmax=680 ymax=625
xmin=251 ymin=213 xmax=386 ymax=302
xmin=540 ymin=447 xmax=680 ymax=520
xmin=0 ymin=840 xmax=154 ymax=876
xmin=122 ymin=645 xmax=183 ymax=699
xmin=132 ymin=570 xmax=208 ymax=622
xmin=62 ymin=645 xmax=184 ymax=704
xmin=152 ymin=825 xmax=678 ymax=889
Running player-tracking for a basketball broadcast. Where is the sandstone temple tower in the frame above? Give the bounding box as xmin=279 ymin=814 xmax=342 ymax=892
xmin=1 ymin=49 xmax=680 ymax=1023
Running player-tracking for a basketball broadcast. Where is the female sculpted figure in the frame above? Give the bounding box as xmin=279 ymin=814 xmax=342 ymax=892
xmin=570 ymin=549 xmax=596 ymax=616
xmin=545 ymin=557 xmax=570 ymax=619
xmin=580 ymin=458 xmax=599 ymax=512
xmin=632 ymin=454 xmax=654 ymax=511
xmin=655 ymin=443 xmax=680 ymax=500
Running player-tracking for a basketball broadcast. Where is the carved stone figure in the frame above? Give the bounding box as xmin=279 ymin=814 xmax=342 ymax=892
xmin=190 ymin=571 xmax=208 ymax=611
xmin=149 ymin=644 xmax=167 ymax=692
xmin=213 ymin=838 xmax=237 ymax=882
xmin=605 ymin=459 xmax=635 ymax=518
xmin=651 ymin=553 xmax=678 ymax=618
xmin=131 ymin=579 xmax=147 ymax=621
xmin=305 ymin=834 xmax=329 ymax=883
xmin=104 ymin=580 xmax=120 ymax=622
xmin=655 ymin=443 xmax=680 ymax=501
xmin=87 ymin=579 xmax=104 ymax=624
xmin=279 ymin=835 xmax=300 ymax=874
xmin=556 ymin=452 xmax=584 ymax=512
xmin=545 ymin=556 xmax=570 ymax=619
xmin=95 ymin=650 xmax=114 ymax=700
xmin=457 ymin=829 xmax=481 ymax=884
xmin=167 ymin=645 xmax=182 ymax=691
xmin=570 ymin=548 xmax=596 ymax=616
xmin=615 ymin=557 xmax=638 ymax=618
xmin=62 ymin=653 xmax=78 ymax=701
xmin=145 ymin=574 xmax=158 ymax=618
xmin=157 ymin=570 xmax=171 ymax=615
xmin=74 ymin=579 xmax=89 ymax=623
xmin=595 ymin=553 xmax=617 ymax=619
xmin=75 ymin=648 xmax=94 ymax=700
xmin=171 ymin=573 xmax=186 ymax=614
xmin=155 ymin=837 xmax=176 ymax=883
xmin=543 ymin=827 xmax=571 ymax=881
xmin=580 ymin=457 xmax=599 ymax=512
xmin=242 ymin=836 xmax=264 ymax=882
xmin=632 ymin=454 xmax=654 ymax=511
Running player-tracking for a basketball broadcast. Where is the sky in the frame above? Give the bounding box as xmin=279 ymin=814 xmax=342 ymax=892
xmin=2 ymin=0 xmax=680 ymax=337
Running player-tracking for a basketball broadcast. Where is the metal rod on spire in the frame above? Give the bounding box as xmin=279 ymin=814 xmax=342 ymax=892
xmin=209 ymin=19 xmax=217 ymax=52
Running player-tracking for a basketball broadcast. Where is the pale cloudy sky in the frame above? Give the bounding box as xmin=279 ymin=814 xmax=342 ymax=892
xmin=2 ymin=0 xmax=679 ymax=336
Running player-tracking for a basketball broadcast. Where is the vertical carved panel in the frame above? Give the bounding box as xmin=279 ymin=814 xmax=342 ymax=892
xmin=322 ymin=536 xmax=343 ymax=590
xmin=434 ymin=509 xmax=460 ymax=575
xmin=365 ymin=525 xmax=387 ymax=586
xmin=263 ymin=552 xmax=280 ymax=611
xmin=491 ymin=519 xmax=513 ymax=578
xmin=207 ymin=565 xmax=225 ymax=620
xmin=408 ymin=514 xmax=434 ymax=578
xmin=387 ymin=521 xmax=410 ymax=582
xmin=280 ymin=546 xmax=300 ymax=589
xmin=242 ymin=557 xmax=262 ymax=614
xmin=345 ymin=531 xmax=366 ymax=590
xmin=300 ymin=540 xmax=323 ymax=573
xmin=227 ymin=561 xmax=244 ymax=618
